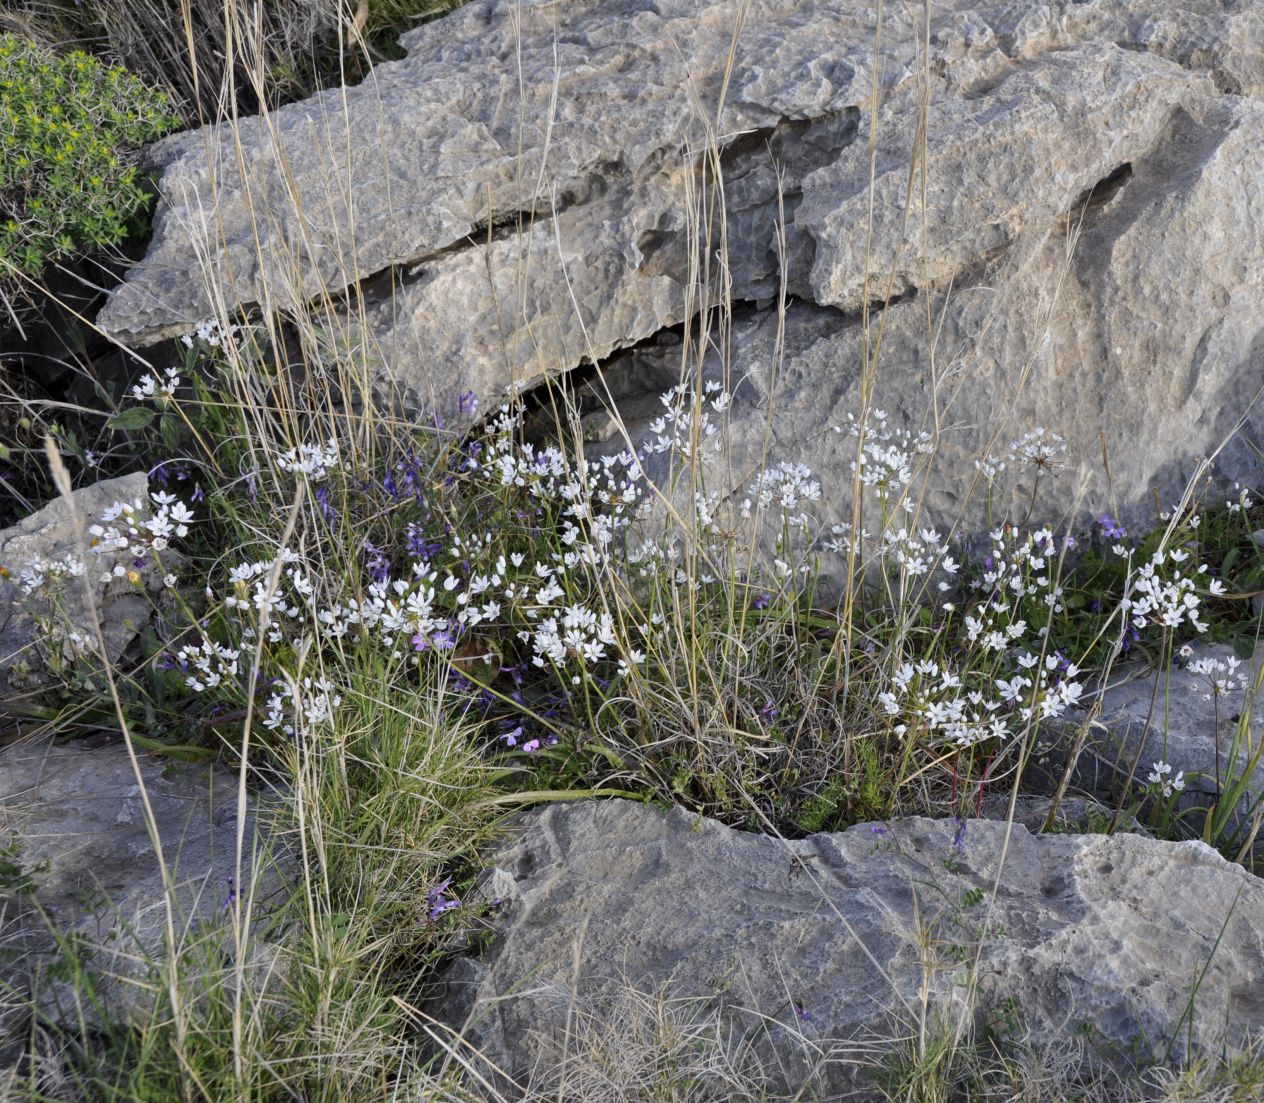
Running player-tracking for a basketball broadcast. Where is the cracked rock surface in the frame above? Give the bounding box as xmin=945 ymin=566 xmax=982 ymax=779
xmin=434 ymin=799 xmax=1264 ymax=1097
xmin=0 ymin=735 xmax=287 ymax=1042
xmin=100 ymin=0 xmax=1264 ymax=529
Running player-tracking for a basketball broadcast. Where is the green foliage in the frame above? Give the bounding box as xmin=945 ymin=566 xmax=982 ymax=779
xmin=0 ymin=34 xmax=177 ymax=284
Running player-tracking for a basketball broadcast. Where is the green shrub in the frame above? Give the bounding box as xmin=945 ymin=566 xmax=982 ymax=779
xmin=0 ymin=33 xmax=177 ymax=286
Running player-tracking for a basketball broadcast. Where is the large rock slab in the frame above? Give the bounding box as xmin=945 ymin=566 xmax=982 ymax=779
xmin=435 ymin=799 xmax=1264 ymax=1096
xmin=0 ymin=736 xmax=286 ymax=1039
xmin=0 ymin=474 xmax=155 ymax=705
xmin=101 ymin=0 xmax=1264 ymax=530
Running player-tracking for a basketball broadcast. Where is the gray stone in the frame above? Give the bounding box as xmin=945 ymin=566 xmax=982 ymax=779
xmin=0 ymin=735 xmax=287 ymax=1036
xmin=0 ymin=475 xmax=157 ymax=705
xmin=435 ymin=799 xmax=1264 ymax=1097
xmin=100 ymin=0 xmax=1264 ymax=532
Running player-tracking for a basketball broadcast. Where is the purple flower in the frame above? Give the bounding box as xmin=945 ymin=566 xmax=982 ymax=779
xmin=406 ymin=522 xmax=444 ymax=564
xmin=501 ymin=726 xmax=523 ymax=747
xmin=753 ymin=591 xmax=771 ymax=610
xmin=759 ymin=698 xmax=780 ymax=721
xmin=313 ymin=485 xmax=337 ymax=523
xmin=458 ymin=390 xmax=478 ymax=417
xmin=363 ymin=541 xmax=391 ymax=583
xmin=221 ymin=875 xmax=243 ymax=912
xmin=522 ymin=738 xmax=541 ymax=754
xmin=426 ymin=877 xmax=461 ymax=922
xmin=793 ymin=1002 xmax=813 ymax=1024
xmin=156 ymin=651 xmax=180 ymax=671
xmin=952 ymin=816 xmax=967 ymax=851
xmin=870 ymin=825 xmax=888 ymax=836
xmin=1096 ymin=514 xmax=1127 ymax=540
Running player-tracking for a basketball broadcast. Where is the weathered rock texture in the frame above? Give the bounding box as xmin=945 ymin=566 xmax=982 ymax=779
xmin=101 ymin=0 xmax=1264 ymax=529
xmin=0 ymin=474 xmax=154 ymax=705
xmin=0 ymin=736 xmax=285 ymax=1037
xmin=436 ymin=799 xmax=1264 ymax=1096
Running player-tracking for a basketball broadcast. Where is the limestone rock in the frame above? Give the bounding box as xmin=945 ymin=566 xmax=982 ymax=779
xmin=0 ymin=474 xmax=155 ymax=705
xmin=100 ymin=0 xmax=1264 ymax=530
xmin=434 ymin=799 xmax=1264 ymax=1096
xmin=0 ymin=735 xmax=287 ymax=1037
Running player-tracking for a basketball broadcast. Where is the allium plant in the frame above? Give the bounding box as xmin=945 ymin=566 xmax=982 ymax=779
xmin=11 ymin=323 xmax=1260 ymax=846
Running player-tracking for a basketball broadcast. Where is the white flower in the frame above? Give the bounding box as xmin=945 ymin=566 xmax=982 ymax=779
xmin=1146 ymin=760 xmax=1186 ymax=797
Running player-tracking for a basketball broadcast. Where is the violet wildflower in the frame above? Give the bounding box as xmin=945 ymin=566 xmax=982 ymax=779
xmin=952 ymin=816 xmax=967 ymax=851
xmin=1096 ymin=514 xmax=1127 ymax=540
xmin=753 ymin=591 xmax=771 ymax=610
xmin=426 ymin=878 xmax=461 ymax=922
xmin=431 ymin=629 xmax=456 ymax=652
xmin=870 ymin=825 xmax=888 ymax=836
xmin=793 ymin=1002 xmax=813 ymax=1024
xmin=458 ymin=390 xmax=478 ymax=417
xmin=759 ymin=698 xmax=781 ymax=721
xmin=313 ymin=485 xmax=337 ymax=523
xmin=363 ymin=542 xmax=391 ymax=583
xmin=221 ymin=875 xmax=243 ymax=912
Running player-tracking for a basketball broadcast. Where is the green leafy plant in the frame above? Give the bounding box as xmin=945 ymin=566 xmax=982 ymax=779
xmin=0 ymin=33 xmax=177 ymax=289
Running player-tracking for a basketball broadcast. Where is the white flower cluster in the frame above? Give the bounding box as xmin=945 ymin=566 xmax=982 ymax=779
xmin=179 ymin=318 xmax=242 ymax=350
xmin=479 ymin=407 xmax=645 ymax=573
xmin=963 ymin=526 xmax=1065 ymax=650
xmin=13 ymin=490 xmax=192 ymax=669
xmin=522 ymin=605 xmax=618 ymax=679
xmin=16 ymin=549 xmax=85 ymax=596
xmin=131 ymin=366 xmax=181 ymax=402
xmin=878 ymin=658 xmax=1009 ymax=747
xmin=177 ymin=639 xmax=241 ymax=693
xmin=190 ymin=405 xmax=655 ymax=728
xmin=1121 ymin=546 xmax=1212 ymax=633
xmin=1226 ymin=482 xmax=1255 ymax=515
xmin=1008 ymin=428 xmax=1066 ymax=471
xmin=264 ymin=676 xmax=342 ymax=738
xmin=833 ymin=410 xmax=933 ymax=503
xmin=277 ymin=440 xmax=341 ymax=481
xmin=1186 ymin=653 xmax=1247 ymax=701
xmin=881 ymin=527 xmax=959 ymax=587
xmin=746 ymin=462 xmax=821 ymax=518
xmin=1147 ymin=760 xmax=1186 ymax=797
xmin=878 ymin=645 xmax=1084 ymax=748
xmin=642 ymin=381 xmax=730 ymax=460
xmin=88 ymin=491 xmax=193 ymax=556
